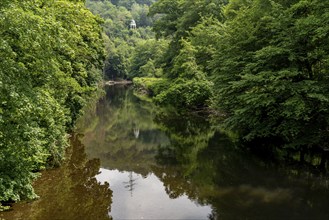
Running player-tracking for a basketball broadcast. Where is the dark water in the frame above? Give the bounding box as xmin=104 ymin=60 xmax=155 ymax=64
xmin=1 ymin=85 xmax=329 ymax=220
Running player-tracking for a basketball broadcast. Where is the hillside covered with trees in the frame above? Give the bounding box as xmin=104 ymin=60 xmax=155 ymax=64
xmin=86 ymin=0 xmax=168 ymax=80
xmin=85 ymin=0 xmax=329 ymax=172
xmin=90 ymin=0 xmax=329 ymax=168
xmin=129 ymin=0 xmax=329 ymax=168
xmin=1 ymin=0 xmax=329 ymax=212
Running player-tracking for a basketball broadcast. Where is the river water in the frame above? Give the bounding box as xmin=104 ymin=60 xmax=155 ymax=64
xmin=1 ymin=85 xmax=329 ymax=220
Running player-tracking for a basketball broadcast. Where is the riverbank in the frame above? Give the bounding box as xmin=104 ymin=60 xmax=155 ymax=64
xmin=105 ymin=80 xmax=133 ymax=86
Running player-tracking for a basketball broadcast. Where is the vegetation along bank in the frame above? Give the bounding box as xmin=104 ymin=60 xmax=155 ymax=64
xmin=0 ymin=0 xmax=104 ymax=210
xmin=1 ymin=0 xmax=329 ymax=211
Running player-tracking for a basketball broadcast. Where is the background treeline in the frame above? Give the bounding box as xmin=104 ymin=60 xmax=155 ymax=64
xmin=101 ymin=0 xmax=329 ymax=167
xmin=86 ymin=0 xmax=168 ymax=80
xmin=0 ymin=0 xmax=104 ymax=210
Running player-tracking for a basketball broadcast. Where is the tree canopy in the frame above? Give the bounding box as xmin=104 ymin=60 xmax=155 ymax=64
xmin=145 ymin=0 xmax=329 ymax=162
xmin=86 ymin=0 xmax=163 ymax=80
xmin=211 ymin=0 xmax=329 ymax=152
xmin=0 ymin=0 xmax=104 ymax=209
xmin=2 ymin=0 xmax=329 ymax=211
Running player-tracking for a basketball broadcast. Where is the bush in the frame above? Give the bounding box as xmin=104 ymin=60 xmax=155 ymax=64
xmin=154 ymin=79 xmax=213 ymax=108
xmin=133 ymin=77 xmax=169 ymax=96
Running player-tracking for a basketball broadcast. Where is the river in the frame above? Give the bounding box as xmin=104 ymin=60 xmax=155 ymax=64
xmin=1 ymin=85 xmax=329 ymax=220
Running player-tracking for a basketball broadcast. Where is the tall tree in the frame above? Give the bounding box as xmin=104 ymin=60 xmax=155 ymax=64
xmin=0 ymin=0 xmax=104 ymax=209
xmin=212 ymin=0 xmax=329 ymax=152
xmin=149 ymin=0 xmax=226 ymax=72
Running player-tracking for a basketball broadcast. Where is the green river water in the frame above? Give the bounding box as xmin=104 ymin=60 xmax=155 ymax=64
xmin=1 ymin=85 xmax=329 ymax=220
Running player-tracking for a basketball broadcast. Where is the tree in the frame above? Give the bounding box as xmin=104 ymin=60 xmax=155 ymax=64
xmin=86 ymin=0 xmax=157 ymax=80
xmin=149 ymin=0 xmax=226 ymax=72
xmin=211 ymin=0 xmax=329 ymax=153
xmin=0 ymin=0 xmax=104 ymax=208
xmin=131 ymin=3 xmax=153 ymax=27
xmin=146 ymin=0 xmax=226 ymax=108
xmin=129 ymin=39 xmax=168 ymax=78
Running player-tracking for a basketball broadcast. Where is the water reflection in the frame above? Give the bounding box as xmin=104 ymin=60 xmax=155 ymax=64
xmin=153 ymin=128 xmax=329 ymax=220
xmin=76 ymin=85 xmax=169 ymax=176
xmin=77 ymin=85 xmax=329 ymax=220
xmin=0 ymin=134 xmax=113 ymax=220
xmin=4 ymin=85 xmax=329 ymax=220
xmin=96 ymin=169 xmax=212 ymax=219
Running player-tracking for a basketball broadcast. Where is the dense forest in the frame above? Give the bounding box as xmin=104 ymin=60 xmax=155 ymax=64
xmin=86 ymin=0 xmax=167 ymax=80
xmin=0 ymin=0 xmax=104 ymax=210
xmin=111 ymin=0 xmax=329 ymax=168
xmin=1 ymin=0 xmax=329 ymax=212
xmin=153 ymin=0 xmax=329 ymax=169
xmin=89 ymin=0 xmax=329 ymax=167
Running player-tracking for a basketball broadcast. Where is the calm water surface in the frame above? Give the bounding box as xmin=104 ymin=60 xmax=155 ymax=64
xmin=1 ymin=85 xmax=329 ymax=220
xmin=96 ymin=169 xmax=212 ymax=219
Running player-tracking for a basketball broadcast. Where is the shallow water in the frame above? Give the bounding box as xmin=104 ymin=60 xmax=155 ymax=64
xmin=1 ymin=85 xmax=329 ymax=220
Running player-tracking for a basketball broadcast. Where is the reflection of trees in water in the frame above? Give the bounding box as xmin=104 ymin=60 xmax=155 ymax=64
xmin=1 ymin=134 xmax=113 ymax=220
xmin=78 ymin=85 xmax=168 ymax=174
xmin=123 ymin=172 xmax=138 ymax=197
xmin=153 ymin=111 xmax=329 ymax=220
xmin=76 ymin=85 xmax=329 ymax=220
xmin=154 ymin=109 xmax=215 ymax=176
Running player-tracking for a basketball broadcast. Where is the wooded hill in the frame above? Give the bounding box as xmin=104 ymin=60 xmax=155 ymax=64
xmin=133 ymin=0 xmax=329 ymax=167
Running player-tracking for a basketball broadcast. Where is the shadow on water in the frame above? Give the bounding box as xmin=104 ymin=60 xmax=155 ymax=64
xmin=78 ymin=85 xmax=329 ymax=220
xmin=153 ymin=128 xmax=329 ymax=220
xmin=151 ymin=107 xmax=329 ymax=220
xmin=0 ymin=134 xmax=113 ymax=220
xmin=2 ymin=85 xmax=329 ymax=220
xmin=77 ymin=85 xmax=169 ymax=175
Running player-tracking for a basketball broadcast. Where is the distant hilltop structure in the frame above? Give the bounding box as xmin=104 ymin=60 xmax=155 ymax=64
xmin=129 ymin=19 xmax=136 ymax=29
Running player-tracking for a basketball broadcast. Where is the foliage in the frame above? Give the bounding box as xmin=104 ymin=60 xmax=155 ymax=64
xmin=151 ymin=38 xmax=213 ymax=108
xmin=149 ymin=0 xmax=227 ymax=71
xmin=0 ymin=135 xmax=113 ymax=219
xmin=210 ymin=0 xmax=329 ymax=151
xmin=129 ymin=39 xmax=168 ymax=78
xmin=86 ymin=0 xmax=158 ymax=80
xmin=133 ymin=77 xmax=168 ymax=95
xmin=146 ymin=0 xmax=329 ymax=156
xmin=110 ymin=0 xmax=156 ymax=9
xmin=145 ymin=0 xmax=226 ymax=108
xmin=132 ymin=38 xmax=213 ymax=109
xmin=88 ymin=0 xmax=223 ymax=111
xmin=131 ymin=3 xmax=154 ymax=27
xmin=187 ymin=17 xmax=223 ymax=75
xmin=154 ymin=79 xmax=213 ymax=109
xmin=0 ymin=0 xmax=104 ymax=206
